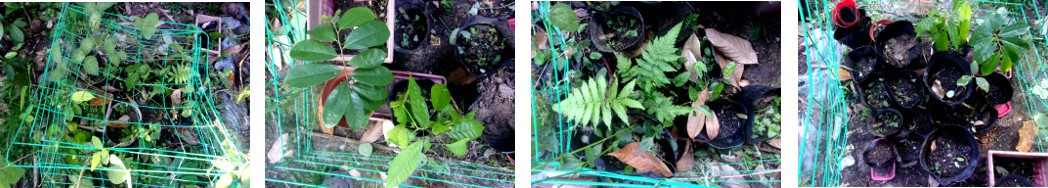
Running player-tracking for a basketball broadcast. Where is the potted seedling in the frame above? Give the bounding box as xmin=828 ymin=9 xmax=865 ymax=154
xmin=896 ymin=133 xmax=925 ymax=168
xmin=970 ymin=8 xmax=1032 ymax=77
xmin=843 ymin=45 xmax=879 ymax=83
xmin=920 ymin=124 xmax=980 ymax=186
xmin=875 ymin=20 xmax=921 ymax=69
xmin=698 ymin=99 xmax=751 ymax=149
xmin=451 ymin=15 xmax=511 ymax=75
xmin=393 ymin=0 xmax=429 ymax=53
xmin=103 ymin=99 xmax=143 ymax=128
xmin=980 ymin=73 xmax=1013 ymax=105
xmin=870 ymin=108 xmax=903 ymax=138
xmin=387 ymin=78 xmax=435 ymax=127
xmin=865 ymin=138 xmax=897 ymax=180
xmin=589 ymin=5 xmax=644 ymax=52
xmin=857 ymin=73 xmax=892 ymax=110
xmin=987 ymin=150 xmax=1048 ymax=187
xmin=306 ymin=1 xmax=395 ymax=63
xmin=885 ymin=70 xmax=924 ymax=109
xmin=906 ymin=107 xmax=935 ymax=137
xmin=734 ymin=84 xmax=780 ymax=144
xmin=286 ymin=7 xmax=394 ymax=131
xmin=924 ymin=52 xmax=973 ymax=106
xmin=961 ymin=92 xmax=998 ymax=132
xmin=831 ymin=0 xmax=872 ymax=48
xmin=370 ymin=71 xmax=447 ymax=120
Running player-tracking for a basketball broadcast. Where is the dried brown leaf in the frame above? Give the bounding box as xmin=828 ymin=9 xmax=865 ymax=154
xmin=705 ymin=109 xmax=721 ymax=139
xmin=1017 ymin=120 xmax=1038 ymax=152
xmin=89 ymin=94 xmax=112 ymax=106
xmin=682 ymin=34 xmax=703 ymax=82
xmin=714 ymin=50 xmax=744 ymax=88
xmin=607 ymin=142 xmax=674 ymax=177
xmin=705 ymin=28 xmax=759 ymax=65
xmin=687 ymin=89 xmax=712 ymax=138
xmin=171 ymin=89 xmax=183 ymax=105
xmin=838 ymin=68 xmax=853 ymax=81
xmin=676 ymin=141 xmax=694 ymax=173
xmin=359 ymin=122 xmax=384 ymax=143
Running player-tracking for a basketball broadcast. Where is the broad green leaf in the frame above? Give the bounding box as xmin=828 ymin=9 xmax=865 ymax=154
xmin=91 ymin=136 xmax=103 ymax=149
xmin=107 ymin=155 xmax=130 ymax=185
xmin=386 ymin=124 xmax=414 ymax=147
xmin=72 ymin=91 xmax=96 ymax=102
xmin=447 ymin=139 xmax=468 ymax=156
xmin=386 ymin=140 xmax=426 ymax=188
xmin=284 ymin=63 xmax=340 ymax=88
xmin=112 ymin=51 xmax=127 ymax=65
xmin=80 ymin=37 xmax=96 ymax=50
xmin=975 ymin=77 xmax=990 ymax=92
xmin=104 ymin=37 xmax=115 ymax=54
xmin=338 ymin=7 xmax=377 ymax=30
xmin=323 ymin=84 xmax=351 ymax=129
xmin=405 ymin=78 xmax=431 ymax=128
xmin=351 ymin=66 xmax=394 ymax=86
xmin=970 ymin=61 xmax=980 ymax=76
xmin=353 ymin=83 xmax=388 ymax=101
xmin=344 ymin=91 xmax=368 ymax=129
xmin=307 ymin=24 xmax=337 ymax=42
xmin=0 ymin=155 xmax=24 ymax=184
xmin=289 ymin=39 xmax=338 ymax=62
xmin=639 ymin=137 xmax=654 ymax=151
xmin=8 ymin=26 xmax=23 ymax=43
xmin=1001 ymin=53 xmax=1013 ymax=73
xmin=83 ymin=55 xmax=99 ymax=76
xmin=973 ymin=42 xmax=995 ymax=64
xmin=1000 ymin=36 xmax=1030 ymax=58
xmin=348 ymin=48 xmax=386 ymax=68
xmin=432 ymin=123 xmax=450 ymax=134
xmin=549 ymin=3 xmax=580 ymax=32
xmin=90 ymin=152 xmax=101 ymax=171
xmin=71 ymin=48 xmax=87 ymax=62
xmin=139 ymin=13 xmax=159 ymax=39
xmin=358 ymin=143 xmax=373 ymax=157
xmin=957 ymin=75 xmax=973 ymax=86
xmin=983 ymin=52 xmax=1002 ymax=76
xmin=343 ymin=21 xmax=390 ymax=49
xmin=431 ymin=84 xmax=451 ymax=111
xmin=934 ymin=32 xmax=949 ymax=51
xmin=448 ymin=118 xmax=484 ymax=141
xmin=1000 ymin=23 xmax=1030 ymax=37
xmin=89 ymin=13 xmax=102 ymax=31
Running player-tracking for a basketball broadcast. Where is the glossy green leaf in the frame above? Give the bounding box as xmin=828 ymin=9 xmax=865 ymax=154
xmin=975 ymin=77 xmax=990 ymax=92
xmin=91 ymin=136 xmax=103 ymax=149
xmin=90 ymin=152 xmax=101 ymax=171
xmin=284 ymin=63 xmax=340 ymax=88
xmin=983 ymin=52 xmax=1002 ymax=76
xmin=338 ymin=7 xmax=377 ymax=30
xmin=8 ymin=26 xmax=21 ymax=43
xmin=549 ymin=3 xmax=580 ymax=32
xmin=407 ymin=78 xmax=431 ymax=128
xmin=83 ymin=56 xmax=99 ymax=76
xmin=973 ymin=42 xmax=995 ymax=64
xmin=386 ymin=124 xmax=414 ymax=147
xmin=323 ymin=84 xmax=351 ymax=129
xmin=353 ymin=83 xmax=388 ymax=101
xmin=72 ymin=91 xmax=95 ymax=102
xmin=107 ymin=155 xmax=130 ymax=185
xmin=1001 ymin=53 xmax=1013 ymax=73
xmin=343 ymin=21 xmax=390 ymax=49
xmin=448 ymin=118 xmax=484 ymax=141
xmin=289 ymin=39 xmax=339 ymax=62
xmin=386 ymin=140 xmax=425 ymax=188
xmin=432 ymin=123 xmax=450 ymax=134
xmin=447 ymin=139 xmax=468 ymax=156
xmin=358 ymin=143 xmax=373 ymax=157
xmin=351 ymin=66 xmax=394 ymax=86
xmin=344 ymin=91 xmax=368 ymax=129
xmin=348 ymin=48 xmax=386 ymax=68
xmin=1000 ymin=23 xmax=1030 ymax=38
xmin=431 ymin=84 xmax=451 ymax=111
xmin=137 ymin=13 xmax=159 ymax=39
xmin=307 ymin=24 xmax=337 ymax=42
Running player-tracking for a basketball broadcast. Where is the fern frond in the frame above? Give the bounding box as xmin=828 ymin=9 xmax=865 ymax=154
xmin=631 ymin=23 xmax=684 ymax=87
xmin=552 ymin=77 xmax=644 ymax=130
xmin=643 ymin=92 xmax=694 ymax=127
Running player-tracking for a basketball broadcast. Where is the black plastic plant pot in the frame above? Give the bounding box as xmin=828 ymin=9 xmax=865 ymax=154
xmin=962 ymin=92 xmax=998 ymax=132
xmin=995 ymin=175 xmax=1036 ymax=187
xmin=733 ymin=84 xmax=780 ymax=144
xmin=920 ymin=124 xmax=980 ymax=186
xmin=393 ymin=0 xmax=430 ymax=53
xmin=875 ymin=20 xmax=921 ymax=69
xmin=870 ymin=108 xmax=905 ymax=138
xmin=698 ymin=99 xmax=752 ymax=149
xmin=896 ymin=133 xmax=925 ymax=168
xmin=982 ymin=73 xmax=1013 ymax=105
xmin=906 ymin=107 xmax=936 ymax=137
xmin=832 ymin=9 xmax=873 ymax=49
xmin=844 ymin=45 xmax=879 ymax=83
xmin=864 ymin=138 xmax=897 ymax=168
xmin=924 ymin=52 xmax=973 ymax=107
xmin=885 ymin=70 xmax=924 ymax=109
xmin=589 ymin=5 xmax=644 ymax=53
xmin=387 ymin=78 xmax=436 ymax=127
xmin=472 ymin=59 xmax=515 ymax=154
xmin=453 ymin=15 xmax=514 ymax=75
xmin=856 ymin=72 xmax=892 ymax=110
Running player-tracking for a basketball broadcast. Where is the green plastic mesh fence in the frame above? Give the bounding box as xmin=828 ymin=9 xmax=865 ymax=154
xmin=531 ymin=1 xmax=780 ymax=187
xmin=264 ymin=0 xmax=514 ymax=186
xmin=4 ymin=3 xmax=245 ymax=187
xmin=799 ymin=0 xmax=1047 ymax=186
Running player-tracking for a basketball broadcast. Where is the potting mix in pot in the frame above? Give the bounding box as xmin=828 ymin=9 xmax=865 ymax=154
xmin=535 ymin=1 xmax=781 ymax=186
xmin=830 ymin=1 xmax=1036 ymax=186
xmin=395 ymin=8 xmax=428 ymax=51
xmin=455 ymin=23 xmax=506 ymax=74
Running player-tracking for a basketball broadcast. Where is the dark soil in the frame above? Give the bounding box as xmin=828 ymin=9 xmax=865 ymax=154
xmin=882 ymin=35 xmax=916 ymax=68
xmin=997 ymin=178 xmax=1030 ymax=187
xmin=993 ymin=158 xmax=1035 ymax=185
xmin=867 ymin=140 xmax=893 ymax=166
xmin=927 ymin=134 xmax=972 ymax=179
xmin=599 ymin=13 xmax=641 ymax=51
xmin=929 ymin=65 xmax=967 ymax=103
xmin=851 ymin=55 xmax=876 ymax=82
xmin=969 ymin=103 xmax=995 ymax=129
xmin=861 ymin=78 xmax=891 ymax=109
xmin=887 ymin=73 xmax=921 ymax=108
xmin=395 ymin=7 xmax=427 ymax=50
xmin=476 ymin=0 xmax=513 ymax=18
xmin=455 ymin=24 xmax=505 ymax=74
xmin=713 ymin=105 xmax=744 ymax=141
xmin=897 ymin=135 xmax=922 ymax=166
xmin=872 ymin=110 xmax=901 ymax=137
xmin=475 ymin=64 xmax=514 ymax=153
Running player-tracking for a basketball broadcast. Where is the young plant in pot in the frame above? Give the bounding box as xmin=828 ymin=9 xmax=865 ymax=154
xmin=870 ymin=108 xmax=904 ymax=138
xmin=733 ymin=84 xmax=780 ymax=144
xmin=697 ymin=99 xmax=752 ymax=149
xmin=875 ymin=20 xmax=922 ymax=69
xmin=864 ymin=138 xmax=897 ymax=179
xmin=385 ymin=77 xmax=486 ymax=187
xmin=920 ymin=124 xmax=981 ymax=186
xmin=285 ymin=7 xmax=394 ymax=131
xmin=961 ymin=90 xmax=998 ymax=132
xmin=924 ymin=52 xmax=973 ymax=107
xmin=451 ymin=15 xmax=511 ymax=75
xmin=969 ymin=8 xmax=1032 ymax=77
xmin=393 ymin=0 xmax=429 ymax=53
xmin=831 ymin=0 xmax=873 ymax=49
xmin=589 ymin=5 xmax=644 ymax=52
xmin=915 ymin=1 xmax=973 ymax=54
xmin=885 ymin=70 xmax=924 ymax=109
xmin=843 ymin=45 xmax=879 ymax=83
xmin=857 ymin=73 xmax=892 ymax=110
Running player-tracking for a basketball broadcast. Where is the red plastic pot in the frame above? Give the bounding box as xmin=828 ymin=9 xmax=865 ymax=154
xmin=833 ymin=0 xmax=859 ymax=28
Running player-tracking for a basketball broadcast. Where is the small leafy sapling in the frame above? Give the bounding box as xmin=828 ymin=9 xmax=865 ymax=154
xmin=915 ymin=1 xmax=971 ymax=52
xmin=285 ymin=7 xmax=393 ymax=130
xmin=970 ymin=8 xmax=1032 ymax=75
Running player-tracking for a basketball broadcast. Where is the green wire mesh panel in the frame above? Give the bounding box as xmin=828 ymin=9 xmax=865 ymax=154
xmin=5 ymin=3 xmax=244 ymax=187
xmin=799 ymin=0 xmax=1046 ymax=186
xmin=531 ymin=2 xmax=779 ymax=187
xmin=264 ymin=0 xmax=514 ymax=186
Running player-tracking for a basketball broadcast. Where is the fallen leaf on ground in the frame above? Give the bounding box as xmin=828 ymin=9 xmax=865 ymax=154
xmin=768 ymin=138 xmax=781 ymax=149
xmin=89 ymin=94 xmax=113 ymax=106
xmin=1017 ymin=120 xmax=1037 ymax=152
xmin=677 ymin=141 xmax=694 ymax=173
xmin=106 ymin=115 xmax=131 ymax=128
xmin=359 ymin=122 xmax=384 ymax=143
xmin=706 ymin=28 xmax=759 ymax=65
xmin=608 ymin=142 xmax=674 ymax=177
xmin=711 ymin=163 xmax=751 ymax=188
xmin=267 ymin=133 xmax=288 ymax=164
xmin=687 ymin=89 xmax=712 ymax=138
xmin=838 ymin=68 xmax=852 ymax=81
xmin=171 ymin=89 xmax=183 ymax=105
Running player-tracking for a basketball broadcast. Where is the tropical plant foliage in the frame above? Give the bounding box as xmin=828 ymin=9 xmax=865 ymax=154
xmin=551 ymin=76 xmax=644 ymax=131
xmin=970 ymin=8 xmax=1031 ymax=75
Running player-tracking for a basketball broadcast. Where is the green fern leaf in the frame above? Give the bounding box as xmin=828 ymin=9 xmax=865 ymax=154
xmin=552 ymin=77 xmax=644 ymax=129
